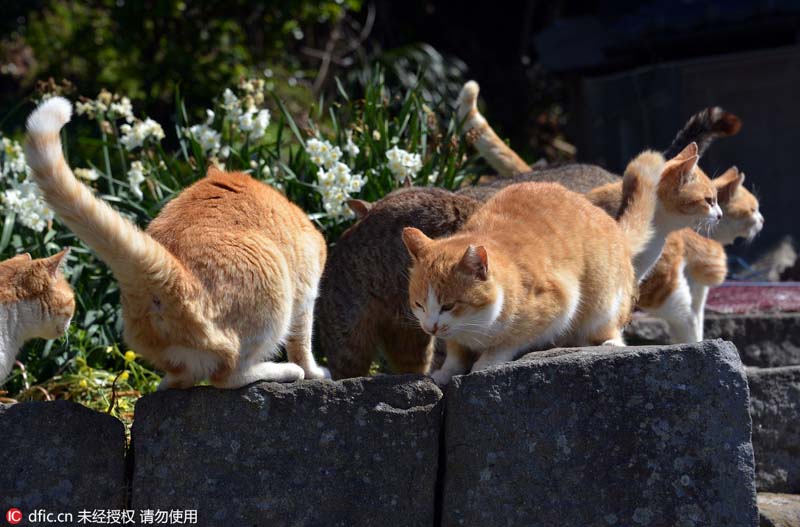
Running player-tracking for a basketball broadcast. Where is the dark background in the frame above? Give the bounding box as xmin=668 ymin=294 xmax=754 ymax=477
xmin=2 ymin=0 xmax=799 ymax=259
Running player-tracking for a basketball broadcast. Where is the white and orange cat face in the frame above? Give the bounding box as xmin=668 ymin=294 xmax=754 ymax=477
xmin=712 ymin=166 xmax=764 ymax=244
xmin=402 ymin=228 xmax=503 ymax=340
xmin=655 ymin=143 xmax=722 ymax=228
xmin=0 ymin=250 xmax=74 ymax=339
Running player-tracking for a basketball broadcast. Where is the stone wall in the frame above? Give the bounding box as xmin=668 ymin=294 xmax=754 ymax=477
xmin=0 ymin=340 xmax=761 ymax=526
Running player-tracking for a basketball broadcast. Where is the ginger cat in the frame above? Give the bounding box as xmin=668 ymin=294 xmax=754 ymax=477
xmin=458 ymin=80 xmax=729 ymax=281
xmin=25 ymin=97 xmax=328 ymax=389
xmin=638 ymin=167 xmax=763 ymax=342
xmin=1 ymin=250 xmax=73 ymax=383
xmin=402 ymin=158 xmax=662 ymax=384
xmin=318 ymin=187 xmax=481 ymax=379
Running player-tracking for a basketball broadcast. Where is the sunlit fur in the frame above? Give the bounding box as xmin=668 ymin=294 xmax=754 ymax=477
xmin=25 ymin=97 xmax=328 ymax=389
xmin=0 ymin=250 xmax=74 ymax=382
xmin=639 ymin=167 xmax=763 ymax=342
xmin=403 ymin=180 xmax=655 ymax=385
xmin=457 ymin=80 xmax=722 ymax=282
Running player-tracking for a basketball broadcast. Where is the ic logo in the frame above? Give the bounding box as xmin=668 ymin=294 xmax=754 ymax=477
xmin=6 ymin=508 xmax=22 ymax=525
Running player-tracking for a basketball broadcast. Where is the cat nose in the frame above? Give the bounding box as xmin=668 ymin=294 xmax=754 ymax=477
xmin=423 ymin=322 xmax=439 ymax=334
xmin=712 ymin=205 xmax=722 ymax=220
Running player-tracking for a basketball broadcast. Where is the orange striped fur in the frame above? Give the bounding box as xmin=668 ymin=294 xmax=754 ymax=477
xmin=25 ymin=97 xmax=328 ymax=389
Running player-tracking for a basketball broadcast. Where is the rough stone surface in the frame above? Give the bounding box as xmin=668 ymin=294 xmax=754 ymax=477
xmin=131 ymin=375 xmax=442 ymax=527
xmin=759 ymin=493 xmax=800 ymax=527
xmin=0 ymin=400 xmax=126 ymax=509
xmin=748 ymin=366 xmax=800 ymax=493
xmin=441 ymin=340 xmax=758 ymax=527
xmin=626 ymin=314 xmax=800 ymax=367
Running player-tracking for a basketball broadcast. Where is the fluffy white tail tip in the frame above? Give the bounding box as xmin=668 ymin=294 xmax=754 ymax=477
xmin=458 ymin=80 xmax=480 ymax=108
xmin=27 ymin=96 xmax=73 ymax=135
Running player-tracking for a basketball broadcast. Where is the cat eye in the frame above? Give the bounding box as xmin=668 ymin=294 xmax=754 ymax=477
xmin=415 ymin=302 xmax=425 ymax=311
xmin=440 ymin=303 xmax=455 ymax=313
xmin=704 ymin=197 xmax=715 ymax=206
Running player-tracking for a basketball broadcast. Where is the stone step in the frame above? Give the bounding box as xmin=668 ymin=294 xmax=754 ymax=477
xmin=0 ymin=341 xmax=761 ymax=526
xmin=748 ymin=366 xmax=800 ymax=493
xmin=758 ymin=493 xmax=800 ymax=526
xmin=0 ymin=400 xmax=126 ymax=510
xmin=626 ymin=313 xmax=800 ymax=367
xmin=441 ymin=340 xmax=758 ymax=526
xmin=130 ymin=375 xmax=443 ymax=527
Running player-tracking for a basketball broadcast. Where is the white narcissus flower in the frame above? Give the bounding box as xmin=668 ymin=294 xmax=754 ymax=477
xmin=344 ymin=130 xmax=360 ymax=157
xmin=306 ymin=137 xmax=368 ymax=222
xmin=0 ymin=136 xmax=53 ymax=232
xmin=385 ymin=146 xmax=422 ymax=182
xmin=109 ymin=97 xmax=134 ymax=122
xmin=1 ymin=179 xmax=54 ymax=232
xmin=127 ymin=161 xmax=147 ymax=200
xmin=120 ymin=118 xmax=165 ymax=151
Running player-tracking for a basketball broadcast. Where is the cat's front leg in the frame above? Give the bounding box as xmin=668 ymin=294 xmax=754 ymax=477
xmin=471 ymin=346 xmax=519 ymax=373
xmin=430 ymin=341 xmax=473 ymax=386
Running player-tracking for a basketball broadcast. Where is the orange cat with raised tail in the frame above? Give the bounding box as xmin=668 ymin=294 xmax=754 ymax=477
xmin=401 ymin=157 xmax=667 ymax=384
xmin=25 ymin=97 xmax=328 ymax=389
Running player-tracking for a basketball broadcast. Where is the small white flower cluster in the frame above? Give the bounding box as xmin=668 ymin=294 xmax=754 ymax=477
xmin=1 ymin=137 xmax=26 ymax=178
xmin=306 ymin=137 xmax=366 ymax=221
xmin=75 ymin=89 xmax=134 ymax=122
xmin=0 ymin=137 xmax=54 ymax=232
xmin=386 ymin=146 xmax=422 ymax=182
xmin=127 ymin=161 xmax=148 ymax=200
xmin=187 ymin=110 xmax=224 ymax=157
xmin=120 ymin=118 xmax=165 ymax=151
xmin=185 ymin=79 xmax=272 ymax=160
xmin=222 ymin=82 xmax=271 ymax=140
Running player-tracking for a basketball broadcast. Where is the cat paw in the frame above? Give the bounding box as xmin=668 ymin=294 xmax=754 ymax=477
xmin=430 ymin=369 xmax=453 ymax=386
xmin=304 ymin=364 xmax=331 ymax=380
xmin=601 ymin=338 xmax=626 ymax=347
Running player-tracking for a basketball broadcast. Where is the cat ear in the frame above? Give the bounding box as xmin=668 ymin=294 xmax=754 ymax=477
xmin=42 ymin=248 xmax=70 ymax=279
xmin=9 ymin=252 xmax=32 ymax=262
xmin=457 ymin=245 xmax=488 ymax=281
xmin=673 ymin=142 xmax=698 ymax=161
xmin=715 ymin=166 xmax=744 ymax=204
xmin=402 ymin=228 xmax=432 ymax=260
xmin=663 ymin=154 xmax=699 ymax=187
xmin=346 ymin=199 xmax=372 ymax=219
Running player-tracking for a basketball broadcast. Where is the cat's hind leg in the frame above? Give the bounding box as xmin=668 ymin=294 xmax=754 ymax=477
xmin=286 ymin=297 xmax=329 ymax=380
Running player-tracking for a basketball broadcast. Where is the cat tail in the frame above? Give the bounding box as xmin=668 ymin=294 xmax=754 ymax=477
xmin=456 ymin=81 xmax=530 ymax=177
xmin=25 ymin=97 xmax=190 ymax=291
xmin=663 ymin=107 xmax=741 ymax=159
xmin=616 ymin=150 xmax=663 ymax=257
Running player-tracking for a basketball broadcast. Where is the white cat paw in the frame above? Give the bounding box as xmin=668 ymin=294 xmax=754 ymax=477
xmin=305 ymin=364 xmax=330 ymax=380
xmin=601 ymin=338 xmax=626 ymax=347
xmin=430 ymin=369 xmax=453 ymax=386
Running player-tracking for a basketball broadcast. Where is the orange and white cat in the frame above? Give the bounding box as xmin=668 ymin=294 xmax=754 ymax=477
xmin=401 ymin=153 xmax=670 ymax=384
xmin=638 ymin=167 xmax=763 ymax=342
xmin=25 ymin=97 xmax=328 ymax=389
xmin=587 ymin=149 xmax=722 ymax=281
xmin=1 ymin=250 xmax=73 ymax=383
xmin=458 ymin=80 xmax=723 ymax=282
